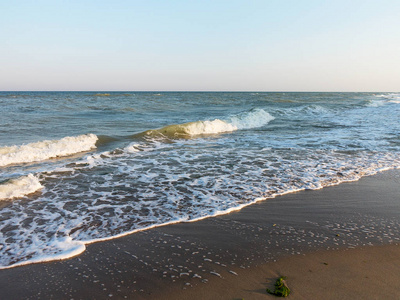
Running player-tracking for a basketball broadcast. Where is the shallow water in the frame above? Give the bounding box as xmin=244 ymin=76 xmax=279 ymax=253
xmin=1 ymin=92 xmax=400 ymax=268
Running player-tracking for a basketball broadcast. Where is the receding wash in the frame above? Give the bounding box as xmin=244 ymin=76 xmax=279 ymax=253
xmin=0 ymin=92 xmax=399 ymax=269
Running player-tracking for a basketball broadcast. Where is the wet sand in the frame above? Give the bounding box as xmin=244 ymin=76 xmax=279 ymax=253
xmin=160 ymin=244 xmax=400 ymax=300
xmin=1 ymin=169 xmax=400 ymax=299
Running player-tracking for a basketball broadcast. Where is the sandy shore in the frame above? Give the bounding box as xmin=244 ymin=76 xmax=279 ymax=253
xmin=160 ymin=244 xmax=400 ymax=300
xmin=1 ymin=169 xmax=400 ymax=299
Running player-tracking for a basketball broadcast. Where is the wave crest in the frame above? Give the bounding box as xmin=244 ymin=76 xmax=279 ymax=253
xmin=0 ymin=174 xmax=43 ymax=200
xmin=148 ymin=119 xmax=237 ymax=138
xmin=145 ymin=109 xmax=274 ymax=138
xmin=0 ymin=134 xmax=98 ymax=167
xmin=370 ymin=93 xmax=400 ymax=106
xmin=229 ymin=108 xmax=275 ymax=129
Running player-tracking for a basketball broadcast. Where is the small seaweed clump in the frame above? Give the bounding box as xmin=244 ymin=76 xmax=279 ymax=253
xmin=267 ymin=276 xmax=290 ymax=297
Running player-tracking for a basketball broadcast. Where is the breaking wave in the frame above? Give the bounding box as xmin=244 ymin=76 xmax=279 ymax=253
xmin=228 ymin=108 xmax=276 ymax=129
xmin=0 ymin=174 xmax=43 ymax=200
xmin=368 ymin=93 xmax=400 ymax=106
xmin=0 ymin=134 xmax=98 ymax=167
xmin=144 ymin=108 xmax=275 ymax=138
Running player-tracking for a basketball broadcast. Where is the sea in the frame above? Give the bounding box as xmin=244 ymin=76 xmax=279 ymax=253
xmin=1 ymin=91 xmax=400 ymax=269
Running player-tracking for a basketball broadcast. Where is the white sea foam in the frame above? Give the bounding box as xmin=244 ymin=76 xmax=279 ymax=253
xmin=371 ymin=93 xmax=400 ymax=105
xmin=0 ymin=134 xmax=98 ymax=167
xmin=229 ymin=108 xmax=275 ymax=129
xmin=124 ymin=143 xmax=141 ymax=153
xmin=147 ymin=119 xmax=236 ymax=137
xmin=366 ymin=100 xmax=386 ymax=107
xmin=2 ymin=141 xmax=399 ymax=269
xmin=0 ymin=174 xmax=43 ymax=200
xmin=375 ymin=93 xmax=400 ymax=99
xmin=367 ymin=99 xmax=400 ymax=107
xmin=179 ymin=119 xmax=237 ymax=135
xmin=0 ymin=237 xmax=85 ymax=269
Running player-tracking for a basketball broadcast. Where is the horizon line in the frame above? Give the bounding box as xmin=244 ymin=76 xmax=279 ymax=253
xmin=0 ymin=90 xmax=398 ymax=93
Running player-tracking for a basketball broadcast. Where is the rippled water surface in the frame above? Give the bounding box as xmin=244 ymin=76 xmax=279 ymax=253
xmin=1 ymin=92 xmax=400 ymax=268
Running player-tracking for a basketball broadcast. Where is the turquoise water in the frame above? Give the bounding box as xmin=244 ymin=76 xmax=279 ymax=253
xmin=1 ymin=92 xmax=400 ymax=268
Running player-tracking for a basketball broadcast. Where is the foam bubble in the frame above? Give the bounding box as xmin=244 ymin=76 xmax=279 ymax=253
xmin=0 ymin=174 xmax=43 ymax=200
xmin=0 ymin=134 xmax=98 ymax=167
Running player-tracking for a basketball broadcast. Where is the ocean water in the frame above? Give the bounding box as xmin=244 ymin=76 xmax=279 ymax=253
xmin=1 ymin=91 xmax=400 ymax=269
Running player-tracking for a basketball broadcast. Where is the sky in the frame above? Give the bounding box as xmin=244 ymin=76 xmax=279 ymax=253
xmin=1 ymin=0 xmax=400 ymax=91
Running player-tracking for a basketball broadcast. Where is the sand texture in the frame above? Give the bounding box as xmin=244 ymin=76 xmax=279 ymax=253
xmin=1 ymin=169 xmax=399 ymax=299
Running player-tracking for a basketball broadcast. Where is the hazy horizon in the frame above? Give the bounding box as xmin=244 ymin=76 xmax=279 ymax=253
xmin=1 ymin=90 xmax=399 ymax=93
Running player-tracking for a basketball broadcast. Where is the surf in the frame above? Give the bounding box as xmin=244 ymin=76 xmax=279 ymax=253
xmin=142 ymin=108 xmax=275 ymax=138
xmin=0 ymin=134 xmax=98 ymax=167
xmin=0 ymin=174 xmax=43 ymax=200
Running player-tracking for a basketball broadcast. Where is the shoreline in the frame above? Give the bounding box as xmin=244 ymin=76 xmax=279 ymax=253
xmin=1 ymin=167 xmax=390 ymax=271
xmin=1 ymin=169 xmax=400 ymax=299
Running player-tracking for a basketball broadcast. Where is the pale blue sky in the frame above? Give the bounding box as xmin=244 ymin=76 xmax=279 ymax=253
xmin=1 ymin=0 xmax=399 ymax=91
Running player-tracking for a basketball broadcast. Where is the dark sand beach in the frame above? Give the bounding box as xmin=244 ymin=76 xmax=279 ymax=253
xmin=1 ymin=169 xmax=400 ymax=299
